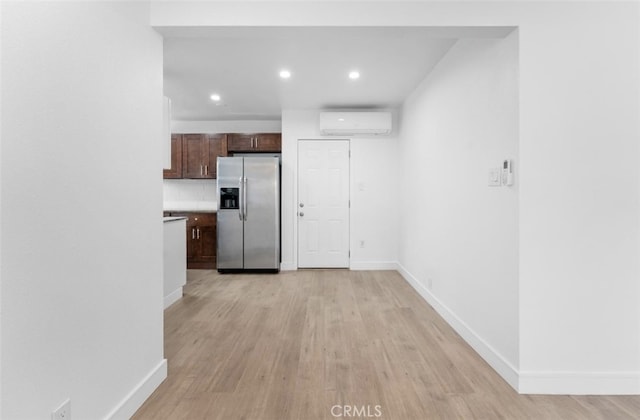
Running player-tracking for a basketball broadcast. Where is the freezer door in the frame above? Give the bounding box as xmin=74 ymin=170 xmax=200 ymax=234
xmin=217 ymin=157 xmax=244 ymax=269
xmin=243 ymin=157 xmax=280 ymax=269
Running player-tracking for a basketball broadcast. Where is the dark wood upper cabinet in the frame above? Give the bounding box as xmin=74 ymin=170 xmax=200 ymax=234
xmin=163 ymin=134 xmax=183 ymax=179
xmin=226 ymin=134 xmax=253 ymax=152
xmin=207 ymin=133 xmax=227 ymax=179
xmin=227 ymin=133 xmax=281 ymax=152
xmin=254 ymin=133 xmax=281 ymax=152
xmin=164 ymin=132 xmax=280 ymax=179
xmin=182 ymin=134 xmax=208 ymax=178
xmin=182 ymin=133 xmax=228 ymax=179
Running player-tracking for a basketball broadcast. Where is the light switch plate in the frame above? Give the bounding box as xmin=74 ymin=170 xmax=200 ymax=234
xmin=488 ymin=168 xmax=501 ymax=187
xmin=52 ymin=398 xmax=71 ymax=420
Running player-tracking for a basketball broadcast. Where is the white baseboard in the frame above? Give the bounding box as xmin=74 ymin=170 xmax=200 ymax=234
xmin=396 ymin=264 xmax=520 ymax=391
xmin=280 ymin=262 xmax=297 ymax=271
xmin=396 ymin=264 xmax=640 ymax=395
xmin=350 ymin=261 xmax=399 ymax=271
xmin=105 ymin=359 xmax=168 ymax=420
xmin=519 ymin=371 xmax=640 ymax=395
xmin=163 ymin=287 xmax=183 ymax=309
xmin=282 ymin=261 xmax=398 ymax=271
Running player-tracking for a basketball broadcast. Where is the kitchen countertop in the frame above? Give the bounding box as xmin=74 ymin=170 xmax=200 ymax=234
xmin=163 ymin=201 xmax=217 ymax=213
xmin=163 ymin=216 xmax=188 ymax=223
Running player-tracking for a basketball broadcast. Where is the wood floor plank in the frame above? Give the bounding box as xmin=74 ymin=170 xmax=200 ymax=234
xmin=297 ymin=295 xmax=325 ymax=392
xmin=133 ymin=269 xmax=640 ymax=420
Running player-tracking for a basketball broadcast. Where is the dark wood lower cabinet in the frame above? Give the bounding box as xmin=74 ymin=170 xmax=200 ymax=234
xmin=165 ymin=211 xmax=216 ymax=269
xmin=198 ymin=219 xmax=217 ymax=265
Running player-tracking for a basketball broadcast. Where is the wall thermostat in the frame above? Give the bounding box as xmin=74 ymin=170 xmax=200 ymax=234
xmin=502 ymin=159 xmax=514 ymax=186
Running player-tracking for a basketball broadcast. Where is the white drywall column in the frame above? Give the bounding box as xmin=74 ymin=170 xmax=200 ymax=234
xmin=1 ymin=2 xmax=166 ymax=418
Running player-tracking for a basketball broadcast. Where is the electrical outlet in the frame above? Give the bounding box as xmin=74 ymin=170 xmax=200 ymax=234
xmin=52 ymin=399 xmax=71 ymax=420
xmin=359 ymin=240 xmax=365 ymax=248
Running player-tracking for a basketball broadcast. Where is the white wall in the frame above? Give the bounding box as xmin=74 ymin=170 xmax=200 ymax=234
xmin=163 ymin=179 xmax=217 ymax=210
xmin=399 ymin=33 xmax=519 ymax=383
xmin=171 ymin=119 xmax=281 ymax=133
xmin=151 ymin=0 xmax=640 ymax=394
xmin=0 ymin=1 xmax=3 ymax=414
xmin=281 ymin=110 xmax=399 ymax=270
xmin=516 ymin=2 xmax=639 ymax=393
xmin=1 ymin=2 xmax=166 ymax=419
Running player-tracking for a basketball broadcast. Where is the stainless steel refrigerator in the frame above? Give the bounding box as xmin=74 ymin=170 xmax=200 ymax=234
xmin=217 ymin=156 xmax=280 ymax=272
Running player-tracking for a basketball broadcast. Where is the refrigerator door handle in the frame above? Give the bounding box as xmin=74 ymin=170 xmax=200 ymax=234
xmin=238 ymin=176 xmax=244 ymax=221
xmin=243 ymin=176 xmax=248 ymax=220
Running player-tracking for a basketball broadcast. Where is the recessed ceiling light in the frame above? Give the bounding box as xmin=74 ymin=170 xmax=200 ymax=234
xmin=348 ymin=71 xmax=360 ymax=80
xmin=210 ymin=93 xmax=221 ymax=102
xmin=279 ymin=69 xmax=291 ymax=79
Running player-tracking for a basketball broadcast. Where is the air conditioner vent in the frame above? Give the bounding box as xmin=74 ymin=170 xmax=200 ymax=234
xmin=319 ymin=112 xmax=392 ymax=136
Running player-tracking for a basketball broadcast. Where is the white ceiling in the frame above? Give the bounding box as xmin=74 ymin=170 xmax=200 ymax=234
xmin=160 ymin=26 xmax=512 ymax=121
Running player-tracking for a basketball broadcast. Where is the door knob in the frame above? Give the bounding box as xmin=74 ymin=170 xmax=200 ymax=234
xmin=299 ymin=203 xmax=304 ymax=208
xmin=299 ymin=212 xmax=304 ymax=217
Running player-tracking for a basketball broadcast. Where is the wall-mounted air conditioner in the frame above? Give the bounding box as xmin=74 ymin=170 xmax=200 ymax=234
xmin=319 ymin=111 xmax=392 ymax=136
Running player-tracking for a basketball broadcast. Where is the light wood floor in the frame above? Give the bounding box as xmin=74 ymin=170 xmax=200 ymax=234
xmin=133 ymin=270 xmax=640 ymax=419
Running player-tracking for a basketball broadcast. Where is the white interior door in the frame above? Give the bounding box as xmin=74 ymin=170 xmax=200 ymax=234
xmin=298 ymin=140 xmax=350 ymax=268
